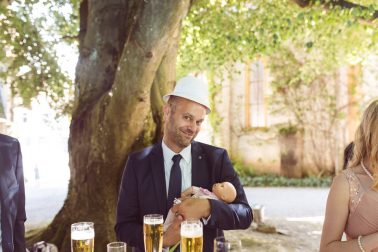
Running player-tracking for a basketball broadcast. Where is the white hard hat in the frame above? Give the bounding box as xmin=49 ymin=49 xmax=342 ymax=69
xmin=163 ymin=76 xmax=211 ymax=114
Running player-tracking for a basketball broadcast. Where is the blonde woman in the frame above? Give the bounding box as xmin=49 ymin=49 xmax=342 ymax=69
xmin=320 ymin=100 xmax=378 ymax=252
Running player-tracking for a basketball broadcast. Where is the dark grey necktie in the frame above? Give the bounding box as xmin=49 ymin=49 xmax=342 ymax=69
xmin=167 ymin=154 xmax=182 ymax=209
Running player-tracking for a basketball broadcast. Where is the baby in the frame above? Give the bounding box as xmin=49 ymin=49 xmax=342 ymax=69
xmin=164 ymin=182 xmax=237 ymax=231
xmin=182 ymin=181 xmax=237 ymax=202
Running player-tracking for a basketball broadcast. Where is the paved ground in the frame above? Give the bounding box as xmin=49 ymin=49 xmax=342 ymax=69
xmin=244 ymin=187 xmax=329 ymax=218
xmin=25 ymin=184 xmax=330 ymax=251
xmin=25 ymin=183 xmax=68 ymax=229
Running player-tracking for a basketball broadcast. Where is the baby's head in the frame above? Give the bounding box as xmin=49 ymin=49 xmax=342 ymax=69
xmin=212 ymin=182 xmax=237 ymax=203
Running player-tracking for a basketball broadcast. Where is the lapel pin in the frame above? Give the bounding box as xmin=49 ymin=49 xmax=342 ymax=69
xmin=198 ymin=156 xmax=202 ymax=159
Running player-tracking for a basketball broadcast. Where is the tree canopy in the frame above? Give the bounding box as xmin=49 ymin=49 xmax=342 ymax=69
xmin=1 ymin=0 xmax=377 ymax=110
xmin=178 ymin=0 xmax=378 ymax=77
xmin=0 ymin=0 xmax=77 ymax=113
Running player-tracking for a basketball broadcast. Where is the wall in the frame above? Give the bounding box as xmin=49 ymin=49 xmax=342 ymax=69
xmin=213 ymin=58 xmax=377 ymax=177
xmin=215 ymin=62 xmax=287 ymax=175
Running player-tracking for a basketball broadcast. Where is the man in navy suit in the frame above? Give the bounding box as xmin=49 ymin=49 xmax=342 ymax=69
xmin=0 ymin=134 xmax=26 ymax=252
xmin=115 ymin=76 xmax=252 ymax=251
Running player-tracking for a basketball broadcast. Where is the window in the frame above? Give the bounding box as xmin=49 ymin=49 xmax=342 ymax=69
xmin=245 ymin=60 xmax=266 ymax=128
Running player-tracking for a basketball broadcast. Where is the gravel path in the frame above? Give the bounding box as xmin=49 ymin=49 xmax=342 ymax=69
xmin=231 ymin=187 xmax=329 ymax=251
xmin=225 ymin=217 xmax=324 ymax=252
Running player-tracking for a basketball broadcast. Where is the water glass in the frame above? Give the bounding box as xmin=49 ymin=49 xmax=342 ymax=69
xmin=214 ymin=236 xmax=242 ymax=252
xmin=107 ymin=242 xmax=126 ymax=252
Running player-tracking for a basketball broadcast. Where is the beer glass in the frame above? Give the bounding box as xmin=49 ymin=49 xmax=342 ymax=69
xmin=143 ymin=214 xmax=164 ymax=252
xmin=180 ymin=219 xmax=203 ymax=252
xmin=214 ymin=236 xmax=242 ymax=252
xmin=107 ymin=242 xmax=126 ymax=252
xmin=71 ymin=222 xmax=95 ymax=252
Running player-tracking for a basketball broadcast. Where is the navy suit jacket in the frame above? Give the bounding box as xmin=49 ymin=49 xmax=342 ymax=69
xmin=115 ymin=141 xmax=252 ymax=252
xmin=0 ymin=134 xmax=26 ymax=252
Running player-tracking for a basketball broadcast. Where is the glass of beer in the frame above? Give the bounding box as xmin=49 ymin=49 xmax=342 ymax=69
xmin=143 ymin=214 xmax=164 ymax=252
xmin=214 ymin=236 xmax=242 ymax=252
xmin=181 ymin=219 xmax=203 ymax=252
xmin=71 ymin=222 xmax=95 ymax=252
xmin=107 ymin=241 xmax=126 ymax=252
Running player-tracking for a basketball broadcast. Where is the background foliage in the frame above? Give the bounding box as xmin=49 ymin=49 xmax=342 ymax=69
xmin=0 ymin=0 xmax=78 ymax=113
xmin=233 ymin=159 xmax=332 ymax=187
xmin=0 ymin=0 xmax=377 ymax=177
xmin=1 ymin=0 xmax=377 ymax=114
xmin=178 ymin=0 xmax=377 ymax=76
xmin=177 ymin=0 xmax=377 ymax=174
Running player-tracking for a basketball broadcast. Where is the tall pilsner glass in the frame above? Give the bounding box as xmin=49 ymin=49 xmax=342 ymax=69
xmin=143 ymin=214 xmax=164 ymax=252
xmin=181 ymin=219 xmax=203 ymax=252
xmin=71 ymin=222 xmax=95 ymax=252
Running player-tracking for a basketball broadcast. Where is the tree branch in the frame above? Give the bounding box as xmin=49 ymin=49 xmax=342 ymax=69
xmin=0 ymin=0 xmax=10 ymax=7
xmin=61 ymin=34 xmax=79 ymax=41
xmin=292 ymin=0 xmax=378 ymax=20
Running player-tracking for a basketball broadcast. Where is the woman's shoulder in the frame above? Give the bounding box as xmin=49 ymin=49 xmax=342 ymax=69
xmin=327 ymin=172 xmax=350 ymax=208
xmin=332 ymin=172 xmax=350 ymax=190
xmin=342 ymin=165 xmax=365 ymax=178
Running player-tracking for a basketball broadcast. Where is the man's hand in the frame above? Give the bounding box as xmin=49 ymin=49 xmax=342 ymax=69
xmin=171 ymin=198 xmax=211 ymax=220
xmin=181 ymin=186 xmax=200 ymax=198
xmin=163 ymin=215 xmax=183 ymax=247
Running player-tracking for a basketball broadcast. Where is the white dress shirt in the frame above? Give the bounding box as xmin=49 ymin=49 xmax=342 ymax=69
xmin=162 ymin=140 xmax=192 ymax=195
xmin=162 ymin=140 xmax=211 ymax=229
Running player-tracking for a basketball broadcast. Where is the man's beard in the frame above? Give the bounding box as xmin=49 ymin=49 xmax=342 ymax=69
xmin=173 ymin=127 xmax=195 ymax=148
xmin=169 ymin=118 xmax=196 ymax=148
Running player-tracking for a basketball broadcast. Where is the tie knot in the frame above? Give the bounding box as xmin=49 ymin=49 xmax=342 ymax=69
xmin=172 ymin=154 xmax=182 ymax=164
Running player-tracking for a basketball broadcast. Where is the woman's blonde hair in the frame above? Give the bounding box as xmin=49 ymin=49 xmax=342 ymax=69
xmin=349 ymin=99 xmax=378 ymax=189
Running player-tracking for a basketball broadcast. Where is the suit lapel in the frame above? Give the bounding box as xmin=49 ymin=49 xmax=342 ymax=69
xmin=0 ymin=142 xmax=15 ymax=204
xmin=191 ymin=142 xmax=209 ymax=188
xmin=150 ymin=142 xmax=168 ymax=214
xmin=0 ymin=147 xmax=6 ymax=202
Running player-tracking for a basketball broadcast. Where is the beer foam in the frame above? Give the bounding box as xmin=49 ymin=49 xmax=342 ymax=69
xmin=71 ymin=230 xmax=95 ymax=240
xmin=144 ymin=218 xmax=163 ymax=225
xmin=181 ymin=225 xmax=203 ymax=238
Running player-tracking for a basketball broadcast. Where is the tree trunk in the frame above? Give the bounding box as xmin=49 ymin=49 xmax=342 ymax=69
xmin=28 ymin=0 xmax=190 ymax=250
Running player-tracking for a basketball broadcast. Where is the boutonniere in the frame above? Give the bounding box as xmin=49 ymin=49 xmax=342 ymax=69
xmin=169 ymin=242 xmax=180 ymax=252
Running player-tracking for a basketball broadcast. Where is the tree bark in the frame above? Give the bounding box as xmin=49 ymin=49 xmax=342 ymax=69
xmin=28 ymin=0 xmax=190 ymax=250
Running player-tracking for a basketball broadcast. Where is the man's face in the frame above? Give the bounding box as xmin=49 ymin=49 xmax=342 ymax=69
xmin=163 ymin=97 xmax=207 ymax=152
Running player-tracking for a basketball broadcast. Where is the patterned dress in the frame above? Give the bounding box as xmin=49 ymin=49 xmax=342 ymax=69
xmin=343 ymin=167 xmax=378 ymax=240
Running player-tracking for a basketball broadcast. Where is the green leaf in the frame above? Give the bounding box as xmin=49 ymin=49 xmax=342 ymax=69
xmin=169 ymin=242 xmax=180 ymax=252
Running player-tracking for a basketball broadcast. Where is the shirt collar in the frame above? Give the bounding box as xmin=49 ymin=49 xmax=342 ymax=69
xmin=162 ymin=140 xmax=191 ymax=164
